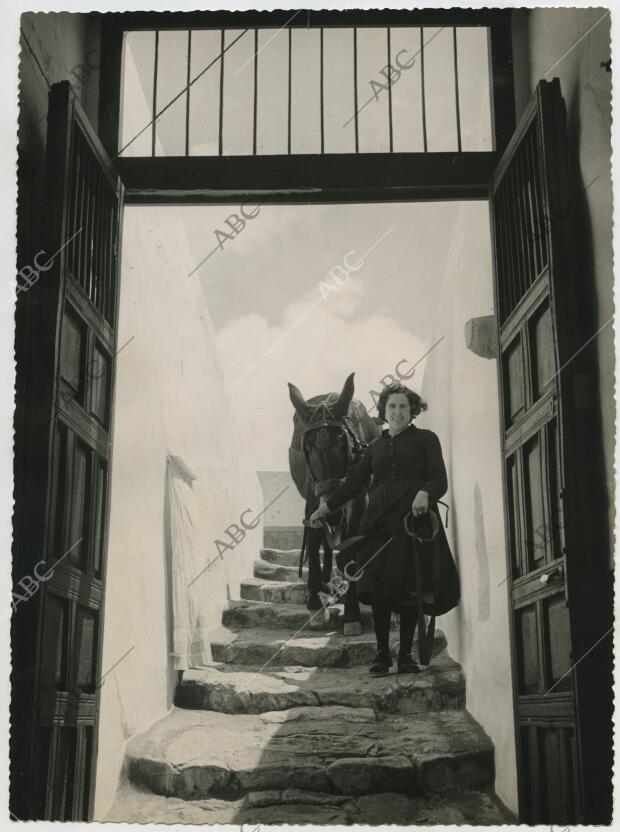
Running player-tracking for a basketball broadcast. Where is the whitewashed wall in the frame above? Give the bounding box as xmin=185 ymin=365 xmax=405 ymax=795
xmin=418 ymin=202 xmax=518 ymax=813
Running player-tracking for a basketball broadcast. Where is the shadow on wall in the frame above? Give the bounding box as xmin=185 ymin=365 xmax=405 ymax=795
xmin=473 ymin=482 xmax=490 ymax=623
xmin=439 ymin=461 xmax=473 ymax=662
xmin=163 ymin=454 xmax=214 ymax=702
xmin=563 ymin=79 xmax=613 ymax=555
xmin=163 ymin=462 xmax=177 ymax=709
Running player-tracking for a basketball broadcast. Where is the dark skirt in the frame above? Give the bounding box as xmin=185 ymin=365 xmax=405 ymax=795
xmin=336 ymin=485 xmax=460 ymax=614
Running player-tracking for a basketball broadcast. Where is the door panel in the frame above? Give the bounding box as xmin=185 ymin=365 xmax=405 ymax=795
xmin=491 ymin=78 xmax=612 ymax=824
xmin=491 ymin=79 xmax=573 ymax=824
xmin=10 ymin=81 xmax=123 ymax=821
xmin=492 ymin=79 xmax=580 ymax=823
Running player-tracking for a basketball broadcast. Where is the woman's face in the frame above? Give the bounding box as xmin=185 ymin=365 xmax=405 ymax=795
xmin=385 ymin=392 xmax=411 ymax=432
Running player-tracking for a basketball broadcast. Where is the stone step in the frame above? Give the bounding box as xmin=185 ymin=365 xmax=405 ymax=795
xmin=223 ymin=598 xmax=398 ymax=633
xmin=125 ymin=706 xmax=494 ymax=802
xmin=210 ymin=626 xmax=447 ymax=669
xmin=260 ymin=547 xmax=302 ymax=568
xmin=176 ymin=657 xmax=465 ymax=715
xmin=107 ymin=781 xmax=512 ymax=825
xmin=254 ymin=559 xmax=307 ymax=582
xmin=240 ymin=577 xmax=308 ymax=605
xmin=263 ymin=526 xmax=304 ymax=551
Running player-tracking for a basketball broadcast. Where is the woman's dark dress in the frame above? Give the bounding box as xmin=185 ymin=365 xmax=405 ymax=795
xmin=326 ymin=423 xmax=460 ymax=614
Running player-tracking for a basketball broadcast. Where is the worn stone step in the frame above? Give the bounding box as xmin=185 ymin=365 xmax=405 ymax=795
xmin=254 ymin=559 xmax=308 ymax=582
xmin=240 ymin=577 xmax=308 ymax=605
xmin=263 ymin=526 xmax=304 ymax=551
xmin=210 ymin=626 xmax=446 ymax=669
xmin=125 ymin=706 xmax=494 ymax=801
xmin=222 ymin=598 xmax=386 ymax=633
xmin=260 ymin=547 xmax=302 ymax=568
xmin=107 ymin=780 xmax=512 ymax=825
xmin=176 ymin=657 xmax=465 ymax=715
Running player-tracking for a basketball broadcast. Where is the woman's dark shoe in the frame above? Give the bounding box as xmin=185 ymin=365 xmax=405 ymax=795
xmin=397 ymin=653 xmax=420 ymax=674
xmin=369 ymin=651 xmax=393 ymax=677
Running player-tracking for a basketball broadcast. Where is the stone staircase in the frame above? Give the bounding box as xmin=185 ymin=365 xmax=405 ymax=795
xmin=106 ymin=538 xmax=512 ymax=825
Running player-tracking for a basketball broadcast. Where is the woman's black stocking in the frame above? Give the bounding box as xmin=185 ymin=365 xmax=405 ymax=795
xmin=398 ymin=605 xmax=418 ymax=656
xmin=371 ymin=598 xmax=392 ymax=654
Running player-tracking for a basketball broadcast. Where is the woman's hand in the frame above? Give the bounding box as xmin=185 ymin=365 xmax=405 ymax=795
xmin=411 ymin=489 xmax=429 ymax=518
xmin=309 ymin=502 xmax=330 ymax=527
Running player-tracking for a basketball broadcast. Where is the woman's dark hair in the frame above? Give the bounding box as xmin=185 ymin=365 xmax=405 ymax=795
xmin=377 ymin=382 xmax=428 ymax=422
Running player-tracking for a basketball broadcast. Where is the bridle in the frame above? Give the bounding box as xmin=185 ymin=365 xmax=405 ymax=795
xmin=300 ymin=401 xmax=365 ymax=499
xmin=299 ymin=400 xmax=366 ymax=559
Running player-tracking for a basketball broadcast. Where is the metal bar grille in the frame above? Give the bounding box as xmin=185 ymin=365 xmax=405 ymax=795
xmin=494 ymin=122 xmax=550 ymax=323
xmin=119 ymin=23 xmax=494 ymax=158
xmin=66 ymin=124 xmax=119 ymax=325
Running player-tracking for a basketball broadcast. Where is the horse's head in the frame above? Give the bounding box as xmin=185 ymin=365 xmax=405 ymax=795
xmin=288 ymin=373 xmax=358 ymax=501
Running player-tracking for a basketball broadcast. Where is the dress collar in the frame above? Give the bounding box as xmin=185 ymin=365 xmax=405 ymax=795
xmin=381 ymin=423 xmax=416 ymax=439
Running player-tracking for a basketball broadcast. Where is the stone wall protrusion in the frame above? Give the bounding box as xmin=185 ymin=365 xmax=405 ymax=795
xmin=464 ymin=316 xmax=498 ymax=359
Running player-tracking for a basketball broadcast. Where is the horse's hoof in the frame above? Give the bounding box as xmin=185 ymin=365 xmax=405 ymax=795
xmin=343 ymin=620 xmax=363 ymax=636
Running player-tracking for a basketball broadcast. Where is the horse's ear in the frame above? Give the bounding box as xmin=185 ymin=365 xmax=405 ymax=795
xmin=288 ymin=382 xmax=311 ymax=421
xmin=333 ymin=372 xmax=355 ymax=417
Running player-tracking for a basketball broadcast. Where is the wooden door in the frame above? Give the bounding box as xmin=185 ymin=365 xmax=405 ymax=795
xmin=11 ymin=81 xmax=124 ymax=821
xmin=490 ymin=78 xmax=612 ymax=824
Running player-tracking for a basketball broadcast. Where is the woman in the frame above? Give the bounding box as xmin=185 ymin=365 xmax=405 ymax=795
xmin=309 ymin=382 xmax=459 ymax=677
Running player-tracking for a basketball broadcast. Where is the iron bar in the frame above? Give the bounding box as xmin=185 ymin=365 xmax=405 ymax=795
xmin=420 ymin=27 xmax=428 ymax=152
xmin=387 ymin=27 xmax=393 ymax=153
xmin=185 ymin=29 xmax=192 ymax=156
xmin=320 ymin=27 xmax=324 ymax=154
xmin=152 ymin=30 xmax=159 ymax=156
xmin=218 ymin=29 xmax=225 ymax=156
xmin=452 ymin=27 xmax=462 ymax=152
xmin=253 ymin=29 xmax=258 ymax=155
xmin=353 ymin=28 xmax=359 ymax=153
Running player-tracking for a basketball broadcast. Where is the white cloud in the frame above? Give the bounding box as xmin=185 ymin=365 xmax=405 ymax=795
xmin=215 ymin=285 xmax=429 ymax=470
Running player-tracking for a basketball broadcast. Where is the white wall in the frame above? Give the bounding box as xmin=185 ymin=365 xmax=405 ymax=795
xmin=418 ymin=202 xmax=518 ymax=813
xmin=94 ymin=203 xmax=264 ymax=818
xmin=93 ymin=39 xmax=263 ymax=815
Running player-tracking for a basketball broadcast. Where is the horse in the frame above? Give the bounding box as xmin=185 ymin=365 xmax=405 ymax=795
xmin=287 ymin=372 xmax=381 ymax=634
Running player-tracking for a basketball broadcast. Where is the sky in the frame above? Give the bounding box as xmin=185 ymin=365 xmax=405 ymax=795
xmin=177 ymin=200 xmax=487 ymax=470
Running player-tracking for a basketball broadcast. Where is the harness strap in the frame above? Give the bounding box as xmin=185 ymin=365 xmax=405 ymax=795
xmin=298 ymin=522 xmax=310 ymax=578
xmin=404 ymin=510 xmax=440 ymax=666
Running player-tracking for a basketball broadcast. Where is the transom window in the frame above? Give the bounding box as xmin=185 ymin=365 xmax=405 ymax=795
xmin=118 ymin=25 xmax=493 ymax=158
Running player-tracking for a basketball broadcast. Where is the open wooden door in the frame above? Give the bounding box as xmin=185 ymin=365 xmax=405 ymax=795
xmin=11 ymin=81 xmax=124 ymax=820
xmin=490 ymin=78 xmax=613 ymax=824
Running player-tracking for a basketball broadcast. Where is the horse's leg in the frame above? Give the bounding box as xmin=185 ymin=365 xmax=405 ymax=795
xmin=340 ymin=499 xmax=364 ymax=635
xmin=322 ymin=540 xmax=333 ymax=584
xmin=340 ymin=550 xmax=362 ymax=636
xmin=306 ymin=528 xmax=323 ymax=611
